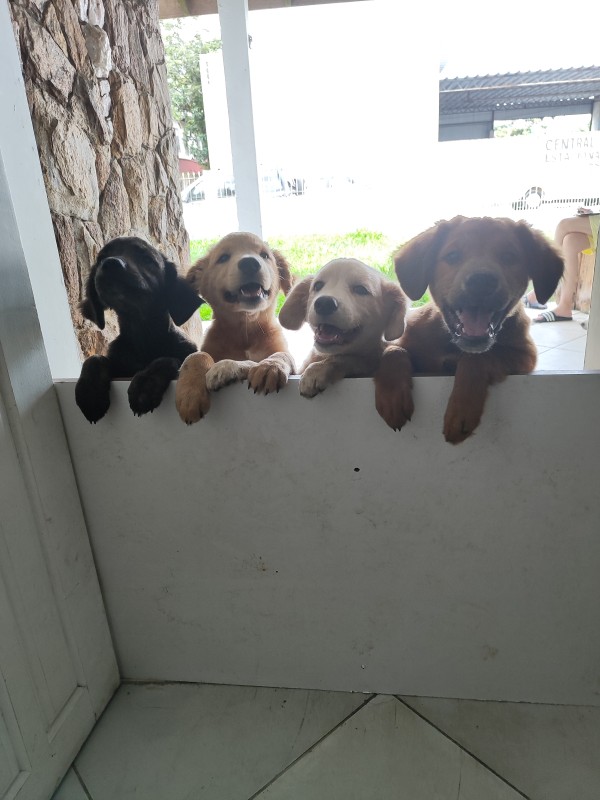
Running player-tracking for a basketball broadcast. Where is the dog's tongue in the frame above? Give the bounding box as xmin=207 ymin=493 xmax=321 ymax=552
xmin=458 ymin=309 xmax=493 ymax=337
xmin=240 ymin=283 xmax=262 ymax=298
xmin=316 ymin=324 xmax=344 ymax=344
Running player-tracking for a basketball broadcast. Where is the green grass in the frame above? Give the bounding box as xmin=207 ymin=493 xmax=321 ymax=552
xmin=189 ymin=229 xmax=429 ymax=320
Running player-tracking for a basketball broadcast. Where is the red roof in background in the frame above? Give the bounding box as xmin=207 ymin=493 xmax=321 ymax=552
xmin=179 ymin=157 xmax=203 ymax=173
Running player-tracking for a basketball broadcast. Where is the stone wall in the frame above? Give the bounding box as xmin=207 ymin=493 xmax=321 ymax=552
xmin=9 ymin=0 xmax=191 ymax=358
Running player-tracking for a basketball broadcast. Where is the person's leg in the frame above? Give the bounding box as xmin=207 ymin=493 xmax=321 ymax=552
xmin=528 ymin=215 xmax=592 ymax=318
xmin=554 ymin=214 xmax=593 ymax=247
xmin=551 ymin=230 xmax=590 ymax=317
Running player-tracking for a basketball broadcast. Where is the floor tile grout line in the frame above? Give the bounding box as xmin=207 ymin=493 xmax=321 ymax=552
xmin=245 ymin=693 xmax=377 ymax=800
xmin=395 ymin=697 xmax=530 ymax=800
xmin=72 ymin=764 xmax=94 ymax=800
xmin=532 ymin=340 xmax=586 ymax=352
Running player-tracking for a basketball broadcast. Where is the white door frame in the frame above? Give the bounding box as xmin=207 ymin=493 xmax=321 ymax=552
xmin=0 ymin=1 xmax=119 ymax=797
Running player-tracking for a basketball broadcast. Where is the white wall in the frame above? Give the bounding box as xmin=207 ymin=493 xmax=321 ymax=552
xmin=56 ymin=372 xmax=600 ymax=706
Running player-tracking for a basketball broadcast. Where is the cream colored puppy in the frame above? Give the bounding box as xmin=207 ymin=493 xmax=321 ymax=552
xmin=279 ymin=258 xmax=409 ymax=398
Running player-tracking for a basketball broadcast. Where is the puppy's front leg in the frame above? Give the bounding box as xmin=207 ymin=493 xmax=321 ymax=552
xmin=248 ymin=352 xmax=296 ymax=394
xmin=443 ymin=354 xmax=495 ymax=444
xmin=374 ymin=345 xmax=414 ymax=431
xmin=175 ymin=351 xmax=214 ymax=424
xmin=205 ymin=359 xmax=256 ymax=392
xmin=300 ymin=356 xmax=359 ymax=397
xmin=128 ymin=357 xmax=181 ymax=416
xmin=75 ymin=355 xmax=112 ymax=423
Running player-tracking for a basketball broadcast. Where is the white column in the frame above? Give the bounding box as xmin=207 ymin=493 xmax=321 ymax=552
xmin=592 ymin=99 xmax=600 ymax=131
xmin=217 ymin=0 xmax=262 ymax=236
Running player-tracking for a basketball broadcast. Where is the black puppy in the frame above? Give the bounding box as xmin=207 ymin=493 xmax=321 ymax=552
xmin=76 ymin=237 xmax=202 ymax=423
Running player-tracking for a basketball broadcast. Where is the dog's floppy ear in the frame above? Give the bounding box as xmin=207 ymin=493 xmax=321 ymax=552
xmin=272 ymin=249 xmax=293 ymax=295
xmin=80 ymin=266 xmax=106 ymax=330
xmin=185 ymin=255 xmax=209 ymax=295
xmin=381 ymin=281 xmax=408 ymax=341
xmin=164 ymin=260 xmax=202 ymax=326
xmin=514 ymin=221 xmax=564 ymax=305
xmin=278 ymin=276 xmax=313 ymax=330
xmin=394 ymin=217 xmax=463 ymax=300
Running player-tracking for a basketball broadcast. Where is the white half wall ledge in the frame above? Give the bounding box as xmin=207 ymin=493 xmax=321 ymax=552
xmin=55 ymin=373 xmax=600 ymax=706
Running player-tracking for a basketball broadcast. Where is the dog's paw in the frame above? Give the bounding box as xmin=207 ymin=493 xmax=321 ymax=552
xmin=128 ymin=374 xmax=166 ymax=416
xmin=175 ymin=352 xmax=214 ymax=424
xmin=299 ymin=363 xmax=331 ymax=398
xmin=374 ymin=346 xmax=414 ymax=431
xmin=75 ymin=382 xmax=111 ymax=423
xmin=248 ymin=359 xmax=289 ymax=394
xmin=375 ymin=382 xmax=414 ymax=431
xmin=443 ymin=401 xmax=481 ymax=444
xmin=175 ymin=380 xmax=211 ymax=424
xmin=128 ymin=358 xmax=179 ymax=417
xmin=75 ymin=356 xmax=112 ymax=423
xmin=206 ymin=360 xmax=250 ymax=392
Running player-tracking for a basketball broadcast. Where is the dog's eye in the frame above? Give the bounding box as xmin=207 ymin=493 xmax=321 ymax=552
xmin=260 ymin=250 xmax=269 ymax=259
xmin=499 ymin=250 xmax=518 ymax=266
xmin=352 ymin=285 xmax=370 ymax=296
xmin=443 ymin=250 xmax=461 ymax=265
xmin=313 ymin=280 xmax=324 ymax=292
xmin=216 ymin=253 xmax=230 ymax=264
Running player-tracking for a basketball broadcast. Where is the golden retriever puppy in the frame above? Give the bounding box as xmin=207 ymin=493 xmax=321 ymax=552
xmin=176 ymin=232 xmax=295 ymax=423
xmin=279 ymin=258 xmax=412 ymax=421
xmin=375 ymin=216 xmax=564 ymax=443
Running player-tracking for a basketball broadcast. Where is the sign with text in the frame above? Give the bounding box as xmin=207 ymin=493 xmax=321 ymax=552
xmin=545 ymin=133 xmax=600 ymax=166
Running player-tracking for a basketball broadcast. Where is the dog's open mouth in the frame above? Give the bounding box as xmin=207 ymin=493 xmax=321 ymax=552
xmin=224 ymin=283 xmax=270 ymax=305
xmin=315 ymin=323 xmax=360 ymax=347
xmin=445 ymin=306 xmax=509 ymax=352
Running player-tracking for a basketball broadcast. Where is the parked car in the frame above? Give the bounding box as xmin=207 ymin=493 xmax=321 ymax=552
xmin=182 ymin=168 xmax=306 ymax=203
xmin=181 ymin=173 xmax=235 ymax=203
xmin=182 ymin=176 xmax=206 ymax=203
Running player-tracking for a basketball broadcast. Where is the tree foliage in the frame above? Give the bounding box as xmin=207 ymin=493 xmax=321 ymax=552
xmin=161 ymin=20 xmax=218 ymax=166
xmin=494 ymin=116 xmax=591 ymax=138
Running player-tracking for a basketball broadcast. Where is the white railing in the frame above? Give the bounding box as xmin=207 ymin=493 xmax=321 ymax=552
xmin=56 ymin=372 xmax=600 ymax=706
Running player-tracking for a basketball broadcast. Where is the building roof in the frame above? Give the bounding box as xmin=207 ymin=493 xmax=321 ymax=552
xmin=440 ymin=67 xmax=600 ymax=115
xmin=179 ymin=157 xmax=203 ymax=173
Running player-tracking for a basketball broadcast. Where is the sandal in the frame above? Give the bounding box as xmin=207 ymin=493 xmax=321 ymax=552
xmin=534 ymin=310 xmax=572 ymax=323
xmin=523 ymin=295 xmax=547 ymax=310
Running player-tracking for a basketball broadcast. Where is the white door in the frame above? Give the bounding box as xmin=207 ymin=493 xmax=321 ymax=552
xmin=0 ymin=387 xmax=118 ymax=800
xmin=0 ymin=2 xmax=119 ymax=793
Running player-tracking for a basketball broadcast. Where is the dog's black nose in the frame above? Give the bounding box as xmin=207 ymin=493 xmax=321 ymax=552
xmin=100 ymin=257 xmax=127 ymax=272
xmin=238 ymin=256 xmax=261 ymax=275
xmin=314 ymin=295 xmax=338 ymax=315
xmin=465 ymin=272 xmax=498 ymax=295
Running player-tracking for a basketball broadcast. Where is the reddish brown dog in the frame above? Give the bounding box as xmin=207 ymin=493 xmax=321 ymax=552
xmin=176 ymin=232 xmax=294 ymax=423
xmin=375 ymin=216 xmax=564 ymax=443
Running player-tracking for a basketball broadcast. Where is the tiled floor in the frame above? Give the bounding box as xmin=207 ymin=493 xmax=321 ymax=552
xmin=53 ymin=683 xmax=600 ymax=800
xmin=52 ymin=304 xmax=594 ymax=800
xmin=525 ymin=307 xmax=589 ymax=371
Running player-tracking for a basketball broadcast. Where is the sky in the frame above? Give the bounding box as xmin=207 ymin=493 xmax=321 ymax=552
xmin=175 ymin=1 xmax=599 ymax=234
xmin=183 ymin=0 xmax=599 ymax=78
xmin=174 ymin=0 xmax=599 ymax=209
xmin=194 ymin=2 xmax=441 ymax=175
xmin=437 ymin=0 xmax=599 ymax=77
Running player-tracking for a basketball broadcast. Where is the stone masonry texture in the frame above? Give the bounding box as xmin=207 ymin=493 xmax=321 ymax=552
xmin=9 ymin=0 xmax=192 ymax=358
